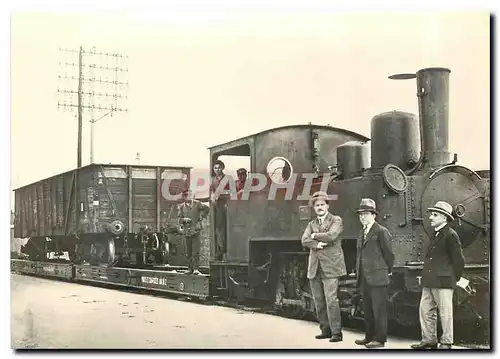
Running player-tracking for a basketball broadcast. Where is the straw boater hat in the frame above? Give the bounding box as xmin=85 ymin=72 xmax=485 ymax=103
xmin=356 ymin=198 xmax=379 ymax=214
xmin=427 ymin=201 xmax=454 ymax=221
xmin=308 ymin=191 xmax=330 ymax=207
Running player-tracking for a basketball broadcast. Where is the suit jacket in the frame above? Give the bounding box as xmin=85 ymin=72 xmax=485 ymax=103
xmin=421 ymin=225 xmax=465 ymax=288
xmin=301 ymin=212 xmax=346 ymax=279
xmin=356 ymin=221 xmax=394 ymax=287
xmin=177 ymin=200 xmax=210 ymax=237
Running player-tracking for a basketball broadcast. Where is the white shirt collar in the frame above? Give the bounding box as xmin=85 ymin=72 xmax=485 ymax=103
xmin=317 ymin=213 xmax=328 ymax=224
xmin=364 ymin=220 xmax=375 ymax=233
xmin=434 ymin=222 xmax=447 ymax=232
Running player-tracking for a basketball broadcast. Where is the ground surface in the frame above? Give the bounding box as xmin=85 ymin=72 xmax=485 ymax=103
xmin=11 ymin=273 xmax=469 ymax=350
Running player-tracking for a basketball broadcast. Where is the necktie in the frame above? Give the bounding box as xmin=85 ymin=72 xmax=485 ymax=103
xmin=363 ymin=225 xmax=368 ymax=240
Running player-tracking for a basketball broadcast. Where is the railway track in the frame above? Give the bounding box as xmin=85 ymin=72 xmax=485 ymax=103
xmin=10 ymin=259 xmax=489 ymax=349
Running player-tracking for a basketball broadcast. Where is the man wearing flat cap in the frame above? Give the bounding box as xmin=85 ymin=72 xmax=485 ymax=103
xmin=354 ymin=198 xmax=394 ymax=348
xmin=411 ymin=201 xmax=464 ymax=350
xmin=301 ymin=191 xmax=346 ymax=343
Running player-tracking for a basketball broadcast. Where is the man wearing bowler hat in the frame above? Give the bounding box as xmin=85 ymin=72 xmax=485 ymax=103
xmin=354 ymin=198 xmax=394 ymax=348
xmin=411 ymin=201 xmax=464 ymax=350
xmin=301 ymin=191 xmax=346 ymax=343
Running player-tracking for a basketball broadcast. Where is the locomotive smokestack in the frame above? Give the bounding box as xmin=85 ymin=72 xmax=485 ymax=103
xmin=389 ymin=67 xmax=452 ymax=170
xmin=416 ymin=67 xmax=451 ymax=169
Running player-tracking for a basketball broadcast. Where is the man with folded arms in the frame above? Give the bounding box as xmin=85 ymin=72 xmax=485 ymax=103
xmin=301 ymin=191 xmax=346 ymax=343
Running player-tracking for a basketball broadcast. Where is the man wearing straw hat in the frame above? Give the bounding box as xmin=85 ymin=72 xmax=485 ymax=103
xmin=301 ymin=191 xmax=346 ymax=343
xmin=411 ymin=201 xmax=464 ymax=350
xmin=354 ymin=198 xmax=394 ymax=349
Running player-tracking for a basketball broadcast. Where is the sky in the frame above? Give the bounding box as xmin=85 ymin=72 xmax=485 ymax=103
xmin=9 ymin=6 xmax=491 ymax=205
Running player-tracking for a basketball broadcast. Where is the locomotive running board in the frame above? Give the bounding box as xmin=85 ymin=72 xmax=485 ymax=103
xmin=74 ymin=265 xmax=210 ymax=299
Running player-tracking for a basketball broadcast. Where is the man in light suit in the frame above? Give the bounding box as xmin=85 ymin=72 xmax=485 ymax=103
xmin=354 ymin=198 xmax=394 ymax=349
xmin=301 ymin=191 xmax=346 ymax=342
xmin=411 ymin=201 xmax=465 ymax=350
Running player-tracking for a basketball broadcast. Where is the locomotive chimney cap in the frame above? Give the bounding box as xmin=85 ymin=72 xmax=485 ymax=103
xmin=416 ymin=67 xmax=451 ymax=74
xmin=427 ymin=201 xmax=454 ymax=221
xmin=389 ymin=73 xmax=416 ymax=80
xmin=389 ymin=67 xmax=451 ymax=80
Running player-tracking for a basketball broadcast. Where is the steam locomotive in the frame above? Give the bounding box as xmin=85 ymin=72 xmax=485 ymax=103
xmin=11 ymin=67 xmax=490 ymax=345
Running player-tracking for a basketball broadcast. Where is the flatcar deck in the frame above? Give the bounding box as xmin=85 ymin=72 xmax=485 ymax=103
xmin=11 ymin=259 xmax=210 ymax=299
xmin=11 ymin=259 xmax=74 ymax=279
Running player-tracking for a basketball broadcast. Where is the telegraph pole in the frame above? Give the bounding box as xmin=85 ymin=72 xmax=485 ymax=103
xmin=57 ymin=46 xmax=128 ymax=166
xmin=77 ymin=46 xmax=83 ymax=168
xmin=57 ymin=46 xmax=128 ymax=234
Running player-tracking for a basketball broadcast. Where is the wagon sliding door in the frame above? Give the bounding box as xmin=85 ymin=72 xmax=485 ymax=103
xmin=130 ymin=167 xmax=158 ymax=233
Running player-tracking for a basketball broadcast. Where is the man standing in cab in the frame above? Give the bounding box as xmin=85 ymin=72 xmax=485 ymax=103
xmin=301 ymin=191 xmax=346 ymax=343
xmin=411 ymin=201 xmax=465 ymax=350
xmin=177 ymin=189 xmax=210 ymax=275
xmin=354 ymin=198 xmax=394 ymax=349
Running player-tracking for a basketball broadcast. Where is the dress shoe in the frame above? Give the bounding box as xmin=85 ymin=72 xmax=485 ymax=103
xmin=315 ymin=332 xmax=332 ymax=339
xmin=411 ymin=342 xmax=438 ymax=349
xmin=438 ymin=344 xmax=452 ymax=349
xmin=329 ymin=334 xmax=343 ymax=342
xmin=365 ymin=341 xmax=384 ymax=348
xmin=355 ymin=338 xmax=371 ymax=345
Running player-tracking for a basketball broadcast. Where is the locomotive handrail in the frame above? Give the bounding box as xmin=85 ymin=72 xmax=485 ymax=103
xmin=429 ymin=164 xmax=482 ymax=180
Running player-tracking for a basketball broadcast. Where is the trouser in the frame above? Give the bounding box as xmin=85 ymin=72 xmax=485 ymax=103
xmin=214 ymin=202 xmax=227 ymax=260
xmin=419 ymin=287 xmax=454 ymax=345
xmin=185 ymin=234 xmax=200 ymax=270
xmin=310 ymin=274 xmax=342 ymax=335
xmin=362 ymin=281 xmax=389 ymax=343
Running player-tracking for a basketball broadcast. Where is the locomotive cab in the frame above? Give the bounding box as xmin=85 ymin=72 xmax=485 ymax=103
xmin=207 ymin=124 xmax=368 ymax=304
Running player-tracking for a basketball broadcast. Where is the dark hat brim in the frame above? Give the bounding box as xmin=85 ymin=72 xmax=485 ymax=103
xmin=355 ymin=206 xmax=378 ymax=214
xmin=427 ymin=207 xmax=454 ymax=221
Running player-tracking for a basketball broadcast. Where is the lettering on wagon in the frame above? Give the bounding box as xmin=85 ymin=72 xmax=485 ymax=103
xmin=42 ymin=265 xmax=55 ymax=272
xmin=141 ymin=276 xmax=168 ymax=286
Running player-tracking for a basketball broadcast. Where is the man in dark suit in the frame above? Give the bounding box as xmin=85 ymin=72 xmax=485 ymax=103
xmin=177 ymin=189 xmax=210 ymax=274
xmin=411 ymin=201 xmax=465 ymax=350
xmin=354 ymin=198 xmax=394 ymax=349
xmin=301 ymin=191 xmax=346 ymax=343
